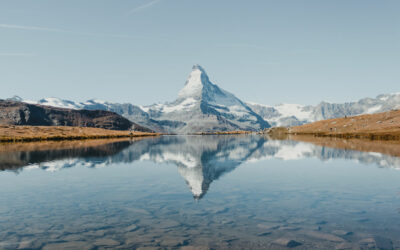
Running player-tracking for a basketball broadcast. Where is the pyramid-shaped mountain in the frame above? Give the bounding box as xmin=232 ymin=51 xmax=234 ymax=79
xmin=143 ymin=65 xmax=270 ymax=133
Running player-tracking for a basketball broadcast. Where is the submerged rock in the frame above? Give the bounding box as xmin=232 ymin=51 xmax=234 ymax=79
xmin=279 ymin=226 xmax=301 ymax=231
xmin=124 ymin=224 xmax=139 ymax=232
xmin=160 ymin=238 xmax=189 ymax=247
xmin=157 ymin=219 xmax=180 ymax=229
xmin=304 ymin=231 xmax=345 ymax=242
xmin=359 ymin=236 xmax=393 ymax=250
xmin=316 ymin=220 xmax=328 ymax=225
xmin=42 ymin=241 xmax=94 ymax=250
xmin=257 ymin=223 xmax=281 ymax=230
xmin=374 ymin=236 xmax=394 ymax=250
xmin=335 ymin=242 xmax=354 ymax=249
xmin=94 ymin=238 xmax=120 ymax=247
xmin=257 ymin=231 xmax=272 ymax=236
xmin=332 ymin=230 xmax=353 ymax=236
xmin=272 ymin=238 xmax=302 ymax=248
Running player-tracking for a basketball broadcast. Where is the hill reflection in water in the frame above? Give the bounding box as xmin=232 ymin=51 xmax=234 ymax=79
xmin=1 ymin=135 xmax=400 ymax=200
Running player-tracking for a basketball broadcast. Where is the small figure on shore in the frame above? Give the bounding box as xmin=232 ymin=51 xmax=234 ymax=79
xmin=129 ymin=127 xmax=133 ymax=137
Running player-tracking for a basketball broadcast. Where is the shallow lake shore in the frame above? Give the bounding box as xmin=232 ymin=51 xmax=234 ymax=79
xmin=0 ymin=126 xmax=258 ymax=143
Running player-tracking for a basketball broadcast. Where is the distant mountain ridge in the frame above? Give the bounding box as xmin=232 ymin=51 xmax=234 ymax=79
xmin=8 ymin=65 xmax=400 ymax=130
xmin=0 ymin=100 xmax=151 ymax=132
xmin=248 ymin=92 xmax=400 ymax=126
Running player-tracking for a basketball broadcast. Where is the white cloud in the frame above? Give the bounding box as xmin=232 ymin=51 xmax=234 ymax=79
xmin=0 ymin=23 xmax=148 ymax=40
xmin=0 ymin=24 xmax=66 ymax=32
xmin=128 ymin=0 xmax=161 ymax=15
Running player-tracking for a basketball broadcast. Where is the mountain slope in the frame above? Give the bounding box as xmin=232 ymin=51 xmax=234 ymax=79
xmin=0 ymin=100 xmax=151 ymax=131
xmin=248 ymin=92 xmax=400 ymax=127
xmin=289 ymin=109 xmax=400 ymax=139
xmin=142 ymin=65 xmax=270 ymax=133
xmin=10 ymin=96 xmax=166 ymax=132
xmin=10 ymin=66 xmax=270 ymax=133
xmin=10 ymin=65 xmax=400 ymax=131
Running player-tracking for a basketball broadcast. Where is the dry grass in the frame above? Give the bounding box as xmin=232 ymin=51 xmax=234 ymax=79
xmin=289 ymin=110 xmax=400 ymax=140
xmin=0 ymin=125 xmax=158 ymax=142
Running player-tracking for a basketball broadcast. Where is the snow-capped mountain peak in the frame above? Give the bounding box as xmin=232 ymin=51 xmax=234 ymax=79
xmin=178 ymin=64 xmax=210 ymax=99
xmin=145 ymin=65 xmax=270 ymax=133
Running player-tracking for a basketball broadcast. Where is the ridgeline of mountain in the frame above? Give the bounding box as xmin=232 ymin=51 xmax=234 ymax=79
xmin=0 ymin=100 xmax=152 ymax=132
xmin=12 ymin=65 xmax=270 ymax=133
xmin=141 ymin=65 xmax=270 ymax=133
xmin=9 ymin=65 xmax=400 ymax=131
xmin=248 ymin=93 xmax=400 ymax=126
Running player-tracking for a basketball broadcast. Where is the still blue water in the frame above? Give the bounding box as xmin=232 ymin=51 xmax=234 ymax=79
xmin=0 ymin=135 xmax=399 ymax=249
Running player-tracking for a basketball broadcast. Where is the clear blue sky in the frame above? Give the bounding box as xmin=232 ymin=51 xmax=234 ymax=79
xmin=1 ymin=0 xmax=399 ymax=105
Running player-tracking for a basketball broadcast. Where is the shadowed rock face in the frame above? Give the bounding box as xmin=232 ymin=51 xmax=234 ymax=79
xmin=0 ymin=100 xmax=152 ymax=132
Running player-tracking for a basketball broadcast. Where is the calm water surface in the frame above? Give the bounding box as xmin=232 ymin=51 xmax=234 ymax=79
xmin=0 ymin=135 xmax=399 ymax=249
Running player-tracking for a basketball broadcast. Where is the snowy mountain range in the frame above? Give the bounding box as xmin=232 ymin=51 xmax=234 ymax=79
xmin=247 ymin=93 xmax=400 ymax=126
xmin=8 ymin=65 xmax=400 ymax=131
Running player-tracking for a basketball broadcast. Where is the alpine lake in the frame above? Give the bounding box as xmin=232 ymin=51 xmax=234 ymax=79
xmin=0 ymin=135 xmax=400 ymax=250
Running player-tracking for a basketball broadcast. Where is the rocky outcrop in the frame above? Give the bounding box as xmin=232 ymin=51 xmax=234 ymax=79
xmin=0 ymin=100 xmax=152 ymax=132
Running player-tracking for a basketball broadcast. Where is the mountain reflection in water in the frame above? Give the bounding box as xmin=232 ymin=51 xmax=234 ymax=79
xmin=1 ymin=135 xmax=400 ymax=200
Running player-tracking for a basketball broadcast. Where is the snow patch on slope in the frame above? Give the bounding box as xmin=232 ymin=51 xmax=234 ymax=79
xmin=178 ymin=65 xmax=204 ymax=99
xmin=162 ymin=98 xmax=198 ymax=113
xmin=366 ymin=105 xmax=382 ymax=114
xmin=274 ymin=104 xmax=312 ymax=121
xmin=38 ymin=97 xmax=83 ymax=109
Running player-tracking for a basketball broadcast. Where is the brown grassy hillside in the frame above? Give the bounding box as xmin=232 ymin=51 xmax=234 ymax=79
xmin=289 ymin=110 xmax=400 ymax=140
xmin=0 ymin=125 xmax=158 ymax=142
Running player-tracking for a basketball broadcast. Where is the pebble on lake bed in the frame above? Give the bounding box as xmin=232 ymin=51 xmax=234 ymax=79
xmin=332 ymin=230 xmax=353 ymax=236
xmin=359 ymin=236 xmax=393 ymax=250
xmin=303 ymin=231 xmax=345 ymax=242
xmin=272 ymin=238 xmax=302 ymax=248
xmin=94 ymin=238 xmax=120 ymax=247
xmin=42 ymin=241 xmax=94 ymax=250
